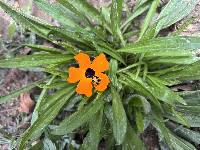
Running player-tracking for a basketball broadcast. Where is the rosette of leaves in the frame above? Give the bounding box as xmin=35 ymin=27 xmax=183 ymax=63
xmin=0 ymin=0 xmax=200 ymax=149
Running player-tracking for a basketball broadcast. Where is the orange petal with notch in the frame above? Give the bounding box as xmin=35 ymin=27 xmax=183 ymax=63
xmin=67 ymin=67 xmax=82 ymax=83
xmin=76 ymin=78 xmax=93 ymax=97
xmin=75 ymin=52 xmax=91 ymax=68
xmin=94 ymin=72 xmax=110 ymax=91
xmin=91 ymin=53 xmax=109 ymax=72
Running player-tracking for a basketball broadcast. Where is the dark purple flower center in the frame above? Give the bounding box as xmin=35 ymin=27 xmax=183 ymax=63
xmin=85 ymin=68 xmax=95 ymax=78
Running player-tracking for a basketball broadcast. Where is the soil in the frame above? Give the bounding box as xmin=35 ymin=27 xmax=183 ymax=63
xmin=0 ymin=0 xmax=200 ymax=150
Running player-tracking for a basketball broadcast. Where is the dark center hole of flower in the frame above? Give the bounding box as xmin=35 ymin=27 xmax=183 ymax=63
xmin=85 ymin=68 xmax=95 ymax=78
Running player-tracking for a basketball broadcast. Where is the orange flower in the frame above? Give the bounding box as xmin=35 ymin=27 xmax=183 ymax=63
xmin=67 ymin=52 xmax=110 ymax=97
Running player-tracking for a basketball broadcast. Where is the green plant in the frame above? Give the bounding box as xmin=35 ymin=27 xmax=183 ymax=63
xmin=0 ymin=0 xmax=200 ymax=149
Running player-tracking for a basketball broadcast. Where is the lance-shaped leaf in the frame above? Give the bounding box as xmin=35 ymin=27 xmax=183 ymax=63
xmin=155 ymin=0 xmax=199 ymax=34
xmin=52 ymin=94 xmax=105 ymax=135
xmin=0 ymin=1 xmax=52 ymax=38
xmin=167 ymin=121 xmax=200 ymax=145
xmin=19 ymin=86 xmax=75 ymax=150
xmin=146 ymin=75 xmax=186 ymax=105
xmin=58 ymin=0 xmax=104 ymax=24
xmin=122 ymin=122 xmax=144 ymax=150
xmin=110 ymin=0 xmax=123 ymax=33
xmin=111 ymin=87 xmax=127 ymax=145
xmin=81 ymin=108 xmax=103 ymax=150
xmin=138 ymin=0 xmax=160 ymax=40
xmin=35 ymin=0 xmax=79 ymax=28
xmin=0 ymin=54 xmax=73 ymax=68
xmin=160 ymin=61 xmax=200 ymax=81
xmin=120 ymin=73 xmax=162 ymax=110
xmin=118 ymin=36 xmax=200 ymax=55
xmin=121 ymin=0 xmax=151 ymax=30
xmin=24 ymin=44 xmax=64 ymax=54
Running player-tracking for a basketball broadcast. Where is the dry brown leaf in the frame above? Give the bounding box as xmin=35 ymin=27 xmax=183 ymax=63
xmin=19 ymin=93 xmax=35 ymax=113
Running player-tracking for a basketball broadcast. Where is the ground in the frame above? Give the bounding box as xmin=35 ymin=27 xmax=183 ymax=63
xmin=0 ymin=0 xmax=200 ymax=150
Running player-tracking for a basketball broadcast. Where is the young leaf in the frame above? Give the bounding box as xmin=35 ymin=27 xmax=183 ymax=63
xmin=0 ymin=54 xmax=73 ymax=68
xmin=19 ymin=86 xmax=75 ymax=150
xmin=52 ymin=94 xmax=105 ymax=135
xmin=135 ymin=109 xmax=144 ymax=133
xmin=155 ymin=0 xmax=199 ymax=35
xmin=111 ymin=87 xmax=127 ymax=145
xmin=128 ymin=94 xmax=151 ymax=114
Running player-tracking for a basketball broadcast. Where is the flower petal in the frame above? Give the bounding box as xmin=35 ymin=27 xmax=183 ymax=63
xmin=94 ymin=72 xmax=110 ymax=91
xmin=67 ymin=67 xmax=82 ymax=83
xmin=75 ymin=52 xmax=91 ymax=68
xmin=91 ymin=53 xmax=109 ymax=72
xmin=76 ymin=78 xmax=93 ymax=97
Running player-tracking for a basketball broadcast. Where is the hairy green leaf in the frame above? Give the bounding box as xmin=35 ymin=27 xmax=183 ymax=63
xmin=120 ymin=73 xmax=162 ymax=109
xmin=118 ymin=36 xmax=200 ymax=56
xmin=161 ymin=61 xmax=200 ymax=81
xmin=111 ymin=0 xmax=123 ymax=33
xmin=94 ymin=43 xmax=126 ymax=65
xmin=81 ymin=108 xmax=103 ymax=150
xmin=155 ymin=0 xmax=199 ymax=34
xmin=122 ymin=122 xmax=144 ymax=150
xmin=35 ymin=0 xmax=79 ymax=28
xmin=167 ymin=121 xmax=200 ymax=145
xmin=183 ymin=113 xmax=200 ymax=128
xmin=43 ymin=138 xmax=57 ymax=150
xmin=59 ymin=0 xmax=103 ymax=24
xmin=0 ymin=54 xmax=73 ymax=68
xmin=0 ymin=1 xmax=52 ymax=38
xmin=31 ymin=76 xmax=56 ymax=124
xmin=169 ymin=132 xmax=196 ymax=150
xmin=146 ymin=75 xmax=186 ymax=105
xmin=111 ymin=87 xmax=127 ymax=145
xmin=128 ymin=94 xmax=151 ymax=114
xmin=52 ymin=94 xmax=105 ymax=135
xmin=19 ymin=86 xmax=75 ymax=149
